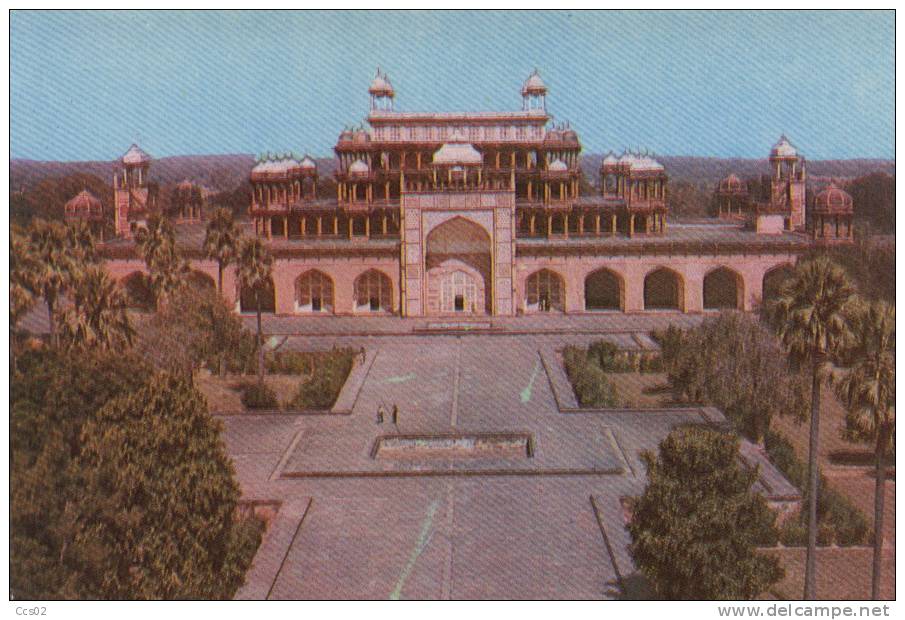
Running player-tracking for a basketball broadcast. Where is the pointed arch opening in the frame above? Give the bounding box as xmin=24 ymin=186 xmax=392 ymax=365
xmin=703 ymin=266 xmax=743 ymax=310
xmin=525 ymin=269 xmax=565 ymax=312
xmin=295 ymin=269 xmax=334 ymax=313
xmin=762 ymin=263 xmax=794 ymax=306
xmin=644 ymin=267 xmax=684 ymax=311
xmin=584 ymin=268 xmax=624 ymax=311
xmin=354 ymin=269 xmax=394 ymax=313
xmin=239 ymin=277 xmax=276 ymax=313
xmin=425 ymin=216 xmax=492 ymax=314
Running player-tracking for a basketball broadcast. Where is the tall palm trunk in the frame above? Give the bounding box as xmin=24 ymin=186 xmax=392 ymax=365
xmin=46 ymin=295 xmax=57 ymax=347
xmin=217 ymin=261 xmax=225 ymax=377
xmin=255 ymin=289 xmax=264 ymax=387
xmin=871 ymin=425 xmax=887 ymax=600
xmin=804 ymin=354 xmax=821 ymax=600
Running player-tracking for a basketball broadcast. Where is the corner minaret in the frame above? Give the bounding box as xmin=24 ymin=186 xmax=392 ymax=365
xmin=113 ymin=144 xmax=154 ymax=238
xmin=769 ymin=134 xmax=806 ymax=230
xmin=521 ymin=69 xmax=547 ymax=111
xmin=368 ymin=68 xmax=395 ymax=111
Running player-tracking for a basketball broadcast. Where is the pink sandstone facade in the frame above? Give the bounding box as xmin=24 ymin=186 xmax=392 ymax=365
xmin=97 ymin=70 xmax=854 ymax=317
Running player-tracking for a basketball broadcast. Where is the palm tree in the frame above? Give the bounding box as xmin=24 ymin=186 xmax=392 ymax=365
xmin=62 ymin=265 xmax=135 ymax=351
xmin=768 ymin=255 xmax=856 ymax=600
xmin=236 ymin=237 xmax=273 ymax=385
xmin=833 ymin=299 xmax=894 ymax=600
xmin=10 ymin=227 xmax=37 ymax=332
xmin=135 ymin=215 xmax=188 ymax=310
xmin=27 ymin=219 xmax=79 ymax=346
xmin=202 ymin=208 xmax=240 ymax=294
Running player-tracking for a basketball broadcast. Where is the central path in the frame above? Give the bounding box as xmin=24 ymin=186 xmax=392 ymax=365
xmin=228 ymin=331 xmax=725 ymax=599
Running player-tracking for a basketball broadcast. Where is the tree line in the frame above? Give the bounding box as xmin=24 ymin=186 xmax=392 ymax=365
xmin=633 ymin=256 xmax=894 ymax=600
xmin=10 ymin=209 xmax=281 ymax=599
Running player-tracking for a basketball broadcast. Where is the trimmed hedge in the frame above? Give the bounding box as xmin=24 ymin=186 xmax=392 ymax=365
xmin=240 ymin=382 xmax=279 ymax=409
xmin=285 ymin=348 xmax=357 ymax=410
xmin=765 ymin=430 xmax=871 ymax=547
xmin=563 ymin=346 xmax=619 ymax=407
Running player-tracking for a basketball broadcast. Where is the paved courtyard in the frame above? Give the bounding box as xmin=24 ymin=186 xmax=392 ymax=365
xmin=221 ymin=320 xmax=795 ymax=600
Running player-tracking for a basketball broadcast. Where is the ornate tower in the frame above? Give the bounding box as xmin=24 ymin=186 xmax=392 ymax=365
xmin=768 ymin=134 xmax=806 ymax=230
xmin=113 ymin=144 xmax=153 ymax=238
xmin=521 ymin=69 xmax=547 ymax=111
xmin=368 ymin=68 xmax=394 ymax=111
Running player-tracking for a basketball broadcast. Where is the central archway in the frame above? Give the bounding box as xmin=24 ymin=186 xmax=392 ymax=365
xmin=425 ymin=216 xmax=492 ymax=315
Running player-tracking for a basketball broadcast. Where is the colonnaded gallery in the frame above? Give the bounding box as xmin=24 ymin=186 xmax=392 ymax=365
xmin=86 ymin=70 xmax=855 ymax=316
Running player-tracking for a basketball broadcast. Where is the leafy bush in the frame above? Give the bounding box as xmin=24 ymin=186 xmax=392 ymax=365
xmin=285 ymin=348 xmax=356 ymax=409
xmin=764 ymin=430 xmax=870 ymax=546
xmin=629 ymin=426 xmax=783 ymax=599
xmin=562 ymin=346 xmax=619 ymax=407
xmin=654 ymin=312 xmax=808 ymax=445
xmin=587 ymin=340 xmax=632 ymax=372
xmin=240 ymin=382 xmax=278 ymax=409
xmin=639 ymin=353 xmax=663 ymax=374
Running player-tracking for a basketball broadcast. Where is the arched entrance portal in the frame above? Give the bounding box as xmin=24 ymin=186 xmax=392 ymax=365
xmin=585 ymin=268 xmax=624 ymax=311
xmin=644 ymin=267 xmax=684 ymax=311
xmin=425 ymin=217 xmax=492 ymax=315
xmin=703 ymin=267 xmax=743 ymax=310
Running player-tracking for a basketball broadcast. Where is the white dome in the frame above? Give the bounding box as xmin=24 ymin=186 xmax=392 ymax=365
xmin=633 ymin=156 xmax=664 ymax=171
xmin=300 ymin=156 xmax=317 ymax=169
xmin=602 ymin=152 xmax=618 ymax=165
xmin=433 ymin=141 xmax=483 ymax=166
xmin=548 ymin=159 xmax=568 ymax=172
xmin=368 ymin=69 xmax=394 ymax=96
xmin=771 ymin=135 xmax=798 ymax=159
xmin=122 ymin=143 xmax=151 ymax=165
xmin=522 ymin=69 xmax=547 ymax=95
xmin=349 ymin=159 xmax=370 ymax=174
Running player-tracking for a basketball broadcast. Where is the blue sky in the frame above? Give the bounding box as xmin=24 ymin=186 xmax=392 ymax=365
xmin=10 ymin=10 xmax=894 ymax=161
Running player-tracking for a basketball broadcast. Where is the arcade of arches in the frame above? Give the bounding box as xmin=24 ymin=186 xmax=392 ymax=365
xmin=107 ymin=256 xmax=797 ymax=316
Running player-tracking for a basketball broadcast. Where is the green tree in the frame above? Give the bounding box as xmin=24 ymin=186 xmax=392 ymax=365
xmin=629 ymin=426 xmax=783 ymax=600
xmin=833 ymin=300 xmax=895 ymax=599
xmin=202 ymin=207 xmax=241 ymax=294
xmin=60 ymin=265 xmax=134 ymax=351
xmin=26 ymin=219 xmax=87 ymax=346
xmin=662 ymin=312 xmax=808 ymax=446
xmin=136 ymin=284 xmax=248 ymax=384
xmin=768 ymin=255 xmax=856 ymax=599
xmin=236 ymin=237 xmax=273 ymax=386
xmin=74 ymin=373 xmax=256 ymax=599
xmin=10 ymin=348 xmax=151 ymax=599
xmin=10 ymin=226 xmax=37 ymax=334
xmin=135 ymin=215 xmax=189 ymax=310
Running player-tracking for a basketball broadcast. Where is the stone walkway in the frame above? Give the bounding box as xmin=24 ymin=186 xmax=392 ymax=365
xmin=225 ymin=330 xmax=795 ymax=600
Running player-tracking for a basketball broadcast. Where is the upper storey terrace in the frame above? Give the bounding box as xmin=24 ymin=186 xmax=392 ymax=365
xmin=250 ymin=69 xmax=669 ymax=239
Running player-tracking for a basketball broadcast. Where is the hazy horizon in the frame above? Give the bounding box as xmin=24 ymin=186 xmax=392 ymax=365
xmin=11 ymin=10 xmax=894 ymax=161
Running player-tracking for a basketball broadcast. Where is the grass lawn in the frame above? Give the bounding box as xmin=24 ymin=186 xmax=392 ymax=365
xmin=606 ymin=372 xmax=674 ymax=408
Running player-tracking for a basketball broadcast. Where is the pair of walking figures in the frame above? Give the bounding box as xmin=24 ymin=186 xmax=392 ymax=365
xmin=376 ymin=403 xmax=398 ymax=425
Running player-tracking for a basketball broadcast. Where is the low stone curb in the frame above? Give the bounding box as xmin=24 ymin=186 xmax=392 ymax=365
xmin=234 ymin=498 xmax=312 ymax=600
